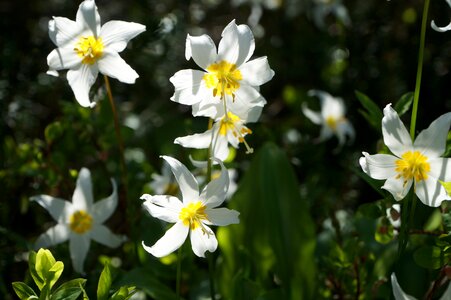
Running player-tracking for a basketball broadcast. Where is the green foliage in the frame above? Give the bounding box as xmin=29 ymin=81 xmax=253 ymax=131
xmin=97 ymin=264 xmax=112 ymax=300
xmin=355 ymin=90 xmax=383 ymax=131
xmin=394 ymin=92 xmax=414 ymax=117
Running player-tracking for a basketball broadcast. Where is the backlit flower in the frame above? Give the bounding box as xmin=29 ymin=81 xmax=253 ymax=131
xmin=302 ymin=90 xmax=355 ymax=147
xmin=431 ymin=0 xmax=451 ymax=32
xmin=141 ymin=156 xmax=239 ymax=258
xmin=31 ymin=168 xmax=125 ymax=273
xmin=47 ymin=0 xmax=145 ymax=107
xmin=360 ymin=104 xmax=451 ymax=207
xmin=169 ymin=20 xmax=274 ymax=119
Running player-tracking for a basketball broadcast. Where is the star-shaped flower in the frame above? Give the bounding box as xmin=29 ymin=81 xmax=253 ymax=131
xmin=141 ymin=156 xmax=239 ymax=258
xmin=31 ymin=168 xmax=125 ymax=273
xmin=47 ymin=0 xmax=146 ymax=107
xmin=302 ymin=90 xmax=355 ymax=147
xmin=431 ymin=0 xmax=451 ymax=32
xmin=169 ymin=19 xmax=274 ymax=119
xmin=360 ymin=104 xmax=451 ymax=207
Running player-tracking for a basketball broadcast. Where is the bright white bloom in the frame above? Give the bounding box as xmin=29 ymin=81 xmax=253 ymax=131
xmin=312 ymin=0 xmax=351 ymax=29
xmin=169 ymin=20 xmax=274 ymax=119
xmin=302 ymin=90 xmax=355 ymax=147
xmin=391 ymin=273 xmax=451 ymax=300
xmin=141 ymin=156 xmax=239 ymax=258
xmin=431 ymin=0 xmax=451 ymax=32
xmin=360 ymin=104 xmax=451 ymax=207
xmin=31 ymin=168 xmax=125 ymax=273
xmin=47 ymin=0 xmax=146 ymax=107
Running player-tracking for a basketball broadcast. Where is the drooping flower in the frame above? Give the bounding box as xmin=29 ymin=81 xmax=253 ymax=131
xmin=47 ymin=0 xmax=146 ymax=107
xmin=391 ymin=273 xmax=451 ymax=300
xmin=431 ymin=0 xmax=451 ymax=32
xmin=360 ymin=104 xmax=451 ymax=207
xmin=169 ymin=20 xmax=274 ymax=119
xmin=141 ymin=156 xmax=239 ymax=258
xmin=31 ymin=168 xmax=125 ymax=273
xmin=302 ymin=90 xmax=355 ymax=147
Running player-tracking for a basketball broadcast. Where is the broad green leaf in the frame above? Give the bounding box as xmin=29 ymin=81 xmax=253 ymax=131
xmin=394 ymin=92 xmax=413 ymax=117
xmin=97 ymin=264 xmax=112 ymax=300
xmin=217 ymin=143 xmax=316 ymax=299
xmin=48 ymin=261 xmax=64 ymax=290
xmin=355 ymin=90 xmax=383 ymax=131
xmin=29 ymin=251 xmax=45 ymax=291
xmin=35 ymin=249 xmax=56 ymax=281
xmin=12 ymin=282 xmax=37 ymax=300
xmin=51 ymin=279 xmax=86 ymax=300
xmin=413 ymin=245 xmax=448 ymax=269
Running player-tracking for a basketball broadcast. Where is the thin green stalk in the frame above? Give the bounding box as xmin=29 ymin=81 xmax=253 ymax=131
xmin=208 ymin=253 xmax=216 ymax=300
xmin=207 ymin=118 xmax=214 ymax=182
xmin=176 ymin=247 xmax=182 ymax=299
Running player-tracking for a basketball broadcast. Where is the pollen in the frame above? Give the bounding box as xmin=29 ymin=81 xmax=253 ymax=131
xmin=74 ymin=36 xmax=104 ymax=65
xmin=203 ymin=61 xmax=243 ymax=99
xmin=69 ymin=210 xmax=93 ymax=234
xmin=179 ymin=201 xmax=208 ymax=230
xmin=395 ymin=151 xmax=430 ymax=182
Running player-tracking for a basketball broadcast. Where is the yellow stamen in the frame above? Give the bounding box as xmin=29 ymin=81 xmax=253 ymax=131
xmin=74 ymin=36 xmax=104 ymax=65
xmin=179 ymin=201 xmax=208 ymax=230
xmin=69 ymin=210 xmax=93 ymax=234
xmin=218 ymin=112 xmax=254 ymax=154
xmin=325 ymin=116 xmax=344 ymax=131
xmin=395 ymin=151 xmax=430 ymax=183
xmin=203 ymin=61 xmax=242 ymax=99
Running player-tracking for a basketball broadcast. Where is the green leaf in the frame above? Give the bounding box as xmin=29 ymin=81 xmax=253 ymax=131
xmin=29 ymin=251 xmax=45 ymax=291
xmin=34 ymin=249 xmax=64 ymax=291
xmin=110 ymin=286 xmax=136 ymax=300
xmin=51 ymin=279 xmax=86 ymax=300
xmin=355 ymin=90 xmax=383 ymax=131
xmin=48 ymin=261 xmax=64 ymax=290
xmin=12 ymin=282 xmax=38 ymax=300
xmin=97 ymin=264 xmax=112 ymax=300
xmin=394 ymin=92 xmax=413 ymax=117
xmin=357 ymin=201 xmax=384 ymax=218
xmin=374 ymin=217 xmax=395 ymax=244
xmin=413 ymin=245 xmax=449 ymax=269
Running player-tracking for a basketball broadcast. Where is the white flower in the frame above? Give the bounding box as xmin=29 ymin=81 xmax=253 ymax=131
xmin=391 ymin=273 xmax=451 ymax=300
xmin=431 ymin=0 xmax=451 ymax=32
xmin=360 ymin=104 xmax=451 ymax=207
xmin=169 ymin=20 xmax=274 ymax=119
xmin=47 ymin=0 xmax=146 ymax=107
xmin=302 ymin=90 xmax=355 ymax=147
xmin=141 ymin=156 xmax=239 ymax=258
xmin=312 ymin=0 xmax=351 ymax=29
xmin=31 ymin=168 xmax=125 ymax=273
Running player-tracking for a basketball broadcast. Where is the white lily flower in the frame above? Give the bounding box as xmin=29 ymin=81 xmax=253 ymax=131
xmin=391 ymin=273 xmax=451 ymax=300
xmin=302 ymin=90 xmax=355 ymax=147
xmin=169 ymin=19 xmax=274 ymax=119
xmin=47 ymin=0 xmax=146 ymax=107
xmin=141 ymin=156 xmax=239 ymax=258
xmin=431 ymin=0 xmax=451 ymax=32
xmin=312 ymin=0 xmax=351 ymax=29
xmin=360 ymin=104 xmax=451 ymax=207
xmin=31 ymin=168 xmax=125 ymax=273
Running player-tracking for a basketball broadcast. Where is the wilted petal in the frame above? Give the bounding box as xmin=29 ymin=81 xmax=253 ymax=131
xmin=415 ymin=177 xmax=450 ymax=207
xmin=391 ymin=273 xmax=416 ymax=300
xmin=205 ymin=207 xmax=240 ymax=226
xmin=170 ymin=69 xmax=207 ymax=105
xmin=360 ymin=152 xmax=397 ymax=180
xmin=98 ymin=51 xmax=139 ymax=84
xmin=161 ymin=156 xmax=199 ymax=204
xmin=239 ymin=56 xmax=274 ymax=86
xmin=76 ymin=0 xmax=101 ymax=37
xmin=31 ymin=195 xmax=73 ymax=223
xmin=72 ymin=168 xmax=94 ymax=211
xmin=382 ymin=175 xmax=412 ymax=201
xmin=414 ymin=112 xmax=451 ymax=158
xmin=200 ymin=159 xmax=229 ymax=208
xmin=382 ymin=104 xmax=413 ymax=157
xmin=185 ymin=34 xmax=217 ymax=69
xmin=67 ymin=63 xmax=99 ymax=108
xmin=142 ymin=221 xmax=188 ymax=257
xmin=92 ymin=179 xmax=117 ymax=224
xmin=47 ymin=48 xmax=81 ymax=71
xmin=141 ymin=194 xmax=182 ymax=223
xmin=69 ymin=233 xmax=91 ymax=274
xmin=190 ymin=225 xmax=217 ymax=257
xmin=302 ymin=103 xmax=322 ymax=125
xmin=90 ymin=224 xmax=125 ymax=248
xmin=35 ymin=224 xmax=70 ymax=249
xmin=100 ymin=20 xmax=146 ymax=52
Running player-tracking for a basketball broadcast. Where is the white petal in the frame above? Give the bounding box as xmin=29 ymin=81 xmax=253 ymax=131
xmin=391 ymin=273 xmax=416 ymax=300
xmin=76 ymin=0 xmax=101 ymax=37
xmin=415 ymin=177 xmax=450 ymax=207
xmin=308 ymin=90 xmax=345 ymax=119
xmin=98 ymin=51 xmax=139 ymax=84
xmin=431 ymin=20 xmax=451 ymax=32
xmin=142 ymin=221 xmax=188 ymax=257
xmin=190 ymin=225 xmax=217 ymax=258
xmin=69 ymin=233 xmax=91 ymax=274
xmin=48 ymin=19 xmax=57 ymax=45
xmin=233 ymin=84 xmax=266 ymax=108
xmin=141 ymin=194 xmax=182 ymax=223
xmin=205 ymin=208 xmax=240 ymax=226
xmin=90 ymin=224 xmax=125 ymax=248
xmin=47 ymin=48 xmax=81 ymax=71
xmin=429 ymin=158 xmax=451 ymax=181
xmin=360 ymin=152 xmax=398 ymax=180
xmin=211 ymin=134 xmax=230 ymax=161
xmin=382 ymin=104 xmax=413 ymax=157
xmin=414 ymin=112 xmax=451 ymax=158
xmin=218 ymin=20 xmax=255 ymax=66
xmin=239 ymin=56 xmax=274 ymax=86
xmin=100 ymin=21 xmax=146 ymax=52
xmin=169 ymin=69 xmax=207 ymax=105
xmin=318 ymin=125 xmax=334 ymax=142
xmin=92 ymin=179 xmax=117 ymax=224
xmin=302 ymin=103 xmax=322 ymax=125
xmin=200 ymin=159 xmax=229 ymax=208
xmin=72 ymin=168 xmax=94 ymax=211
xmin=174 ymin=129 xmax=213 ymax=150
xmin=439 ymin=281 xmax=451 ymax=300
xmin=185 ymin=34 xmax=217 ymax=69
xmin=35 ymin=224 xmax=70 ymax=249
xmin=67 ymin=63 xmax=98 ymax=108
xmin=31 ymin=195 xmax=73 ymax=223
xmin=382 ymin=176 xmax=412 ymax=201
xmin=51 ymin=17 xmax=83 ymax=48
xmin=161 ymin=156 xmax=199 ymax=204
xmin=336 ymin=120 xmax=355 ymax=146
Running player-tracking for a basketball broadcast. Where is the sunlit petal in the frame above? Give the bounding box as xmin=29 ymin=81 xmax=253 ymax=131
xmin=190 ymin=225 xmax=217 ymax=258
xmin=142 ymin=221 xmax=188 ymax=257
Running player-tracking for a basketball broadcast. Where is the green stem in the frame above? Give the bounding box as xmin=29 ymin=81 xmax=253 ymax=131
xmin=207 ymin=118 xmax=214 ymax=182
xmin=176 ymin=247 xmax=182 ymax=300
xmin=208 ymin=253 xmax=216 ymax=300
xmin=409 ymin=0 xmax=430 ymax=140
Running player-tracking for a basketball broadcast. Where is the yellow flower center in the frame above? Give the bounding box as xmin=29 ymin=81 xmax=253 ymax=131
xmin=203 ymin=61 xmax=242 ymax=99
xmin=219 ymin=112 xmax=252 ymax=140
xmin=395 ymin=151 xmax=431 ymax=182
xmin=326 ymin=116 xmax=339 ymax=130
xmin=69 ymin=210 xmax=93 ymax=234
xmin=74 ymin=36 xmax=104 ymax=65
xmin=179 ymin=201 xmax=208 ymax=230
